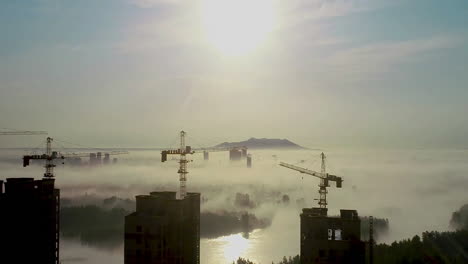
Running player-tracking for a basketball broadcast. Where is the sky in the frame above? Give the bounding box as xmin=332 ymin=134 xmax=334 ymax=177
xmin=1 ymin=0 xmax=467 ymax=149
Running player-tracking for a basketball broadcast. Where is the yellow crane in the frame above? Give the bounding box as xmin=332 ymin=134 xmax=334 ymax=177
xmin=279 ymin=152 xmax=342 ymax=209
xmin=23 ymin=137 xmax=128 ymax=178
xmin=161 ymin=131 xmax=250 ymax=199
xmin=161 ymin=131 xmax=194 ymax=199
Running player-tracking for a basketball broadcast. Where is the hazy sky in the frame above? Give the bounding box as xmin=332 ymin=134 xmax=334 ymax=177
xmin=1 ymin=0 xmax=467 ymax=148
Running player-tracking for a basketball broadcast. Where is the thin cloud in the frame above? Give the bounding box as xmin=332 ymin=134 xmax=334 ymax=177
xmin=278 ymin=0 xmax=391 ymax=29
xmin=323 ymin=35 xmax=462 ymax=78
xmin=129 ymin=0 xmax=183 ymax=8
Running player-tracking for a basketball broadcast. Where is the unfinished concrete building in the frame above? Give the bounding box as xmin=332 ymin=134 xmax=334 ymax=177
xmin=125 ymin=191 xmax=200 ymax=264
xmin=103 ymin=153 xmax=111 ymax=164
xmin=229 ymin=148 xmax=242 ymax=161
xmin=0 ymin=178 xmax=60 ymax=264
xmin=96 ymin=152 xmax=103 ymax=165
xmin=301 ymin=208 xmax=365 ymax=264
xmin=89 ymin=153 xmax=97 ymax=166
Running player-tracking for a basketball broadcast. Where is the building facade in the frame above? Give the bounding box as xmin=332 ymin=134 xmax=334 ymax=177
xmin=0 ymin=178 xmax=60 ymax=264
xmin=229 ymin=149 xmax=242 ymax=161
xmin=301 ymin=208 xmax=365 ymax=264
xmin=125 ymin=191 xmax=200 ymax=264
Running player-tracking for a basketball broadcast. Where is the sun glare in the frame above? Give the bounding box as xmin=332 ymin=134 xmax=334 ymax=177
xmin=201 ymin=0 xmax=276 ymax=56
xmin=217 ymin=234 xmax=250 ymax=262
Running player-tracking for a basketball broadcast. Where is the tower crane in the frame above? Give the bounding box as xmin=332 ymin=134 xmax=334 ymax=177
xmin=279 ymin=152 xmax=342 ymax=209
xmin=161 ymin=131 xmax=194 ymax=199
xmin=23 ymin=137 xmax=129 ymax=178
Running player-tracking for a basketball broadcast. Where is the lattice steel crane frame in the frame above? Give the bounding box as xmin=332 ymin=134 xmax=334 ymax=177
xmin=23 ymin=137 xmax=129 ymax=178
xmin=279 ymin=152 xmax=343 ymax=209
xmin=161 ymin=131 xmax=195 ymax=199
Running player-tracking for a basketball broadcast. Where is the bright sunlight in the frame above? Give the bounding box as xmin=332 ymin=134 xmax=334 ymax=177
xmin=201 ymin=0 xmax=277 ymax=56
xmin=217 ymin=234 xmax=250 ymax=262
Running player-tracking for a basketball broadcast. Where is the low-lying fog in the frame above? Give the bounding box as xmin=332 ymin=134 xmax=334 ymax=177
xmin=1 ymin=148 xmax=467 ymax=263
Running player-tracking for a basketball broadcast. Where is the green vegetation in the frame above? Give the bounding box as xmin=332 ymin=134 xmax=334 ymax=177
xmin=201 ymin=212 xmax=247 ymax=238
xmin=61 ymin=201 xmax=467 ymax=263
xmin=276 ymin=256 xmax=300 ymax=264
xmin=263 ymin=230 xmax=468 ymax=264
xmin=60 ymin=205 xmax=127 ymax=249
xmin=234 ymin=256 xmax=300 ymax=264
xmin=373 ymin=230 xmax=468 ymax=264
xmin=60 ymin=203 xmax=270 ymax=245
xmin=233 ymin=258 xmax=255 ymax=264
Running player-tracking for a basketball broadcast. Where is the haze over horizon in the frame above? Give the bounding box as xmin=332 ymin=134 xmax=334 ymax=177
xmin=1 ymin=1 xmax=468 ymax=264
xmin=1 ymin=0 xmax=468 ymax=149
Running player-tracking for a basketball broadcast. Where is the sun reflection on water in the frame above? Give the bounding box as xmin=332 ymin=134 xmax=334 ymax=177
xmin=215 ymin=233 xmax=250 ymax=262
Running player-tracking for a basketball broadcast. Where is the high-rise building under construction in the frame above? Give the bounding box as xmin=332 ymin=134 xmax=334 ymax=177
xmin=300 ymin=208 xmax=365 ymax=264
xmin=229 ymin=148 xmax=242 ymax=161
xmin=124 ymin=191 xmax=200 ymax=264
xmin=0 ymin=178 xmax=60 ymax=264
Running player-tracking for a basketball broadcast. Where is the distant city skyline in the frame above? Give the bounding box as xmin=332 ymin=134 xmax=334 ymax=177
xmin=1 ymin=0 xmax=467 ymax=148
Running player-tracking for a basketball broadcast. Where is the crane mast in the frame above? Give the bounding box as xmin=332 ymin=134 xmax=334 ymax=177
xmin=161 ymin=131 xmax=194 ymax=199
xmin=279 ymin=152 xmax=343 ymax=209
xmin=178 ymin=131 xmax=188 ymax=199
xmin=44 ymin=137 xmax=55 ymax=178
xmin=319 ymin=152 xmax=327 ymax=208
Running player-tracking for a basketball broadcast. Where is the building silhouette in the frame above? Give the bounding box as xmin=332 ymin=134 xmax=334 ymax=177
xmin=89 ymin=153 xmax=97 ymax=166
xmin=301 ymin=208 xmax=365 ymax=264
xmin=103 ymin=153 xmax=110 ymax=164
xmin=229 ymin=149 xmax=242 ymax=161
xmin=0 ymin=178 xmax=60 ymax=264
xmin=96 ymin=152 xmax=102 ymax=165
xmin=125 ymin=191 xmax=200 ymax=264
xmin=246 ymin=154 xmax=252 ymax=168
xmin=241 ymin=148 xmax=248 ymax=159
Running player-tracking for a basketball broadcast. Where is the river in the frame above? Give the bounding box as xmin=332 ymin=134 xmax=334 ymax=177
xmin=2 ymin=148 xmax=467 ymax=263
xmin=61 ymin=207 xmax=300 ymax=264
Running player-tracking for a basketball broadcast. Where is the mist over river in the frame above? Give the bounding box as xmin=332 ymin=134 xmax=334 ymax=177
xmin=1 ymin=148 xmax=467 ymax=264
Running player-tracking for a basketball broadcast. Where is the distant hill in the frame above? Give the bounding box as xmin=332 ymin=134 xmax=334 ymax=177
xmin=214 ymin=138 xmax=306 ymax=150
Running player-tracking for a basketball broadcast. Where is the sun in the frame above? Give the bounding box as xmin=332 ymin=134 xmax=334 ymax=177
xmin=201 ymin=0 xmax=277 ymax=56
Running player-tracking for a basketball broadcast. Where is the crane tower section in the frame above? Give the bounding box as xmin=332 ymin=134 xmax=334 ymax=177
xmin=161 ymin=131 xmax=194 ymax=199
xmin=23 ymin=137 xmax=128 ymax=178
xmin=279 ymin=152 xmax=342 ymax=209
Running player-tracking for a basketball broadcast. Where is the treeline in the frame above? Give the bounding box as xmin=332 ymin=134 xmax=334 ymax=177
xmin=201 ymin=211 xmax=270 ymax=238
xmin=372 ymin=230 xmax=468 ymax=264
xmin=60 ymin=205 xmax=127 ymax=249
xmin=234 ymin=256 xmax=300 ymax=264
xmin=61 ymin=204 xmax=271 ymax=245
xmin=247 ymin=230 xmax=468 ymax=264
